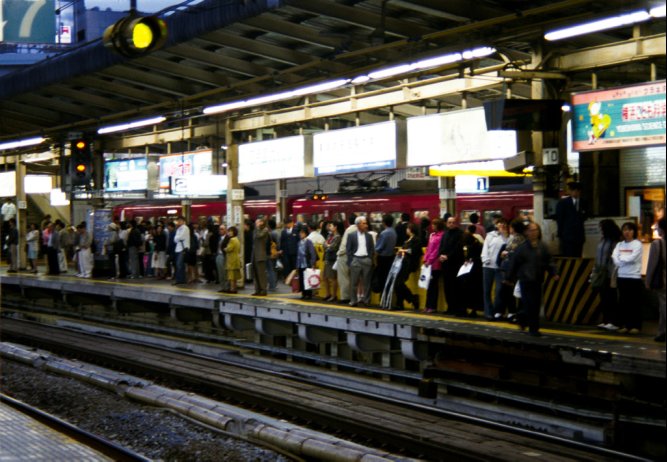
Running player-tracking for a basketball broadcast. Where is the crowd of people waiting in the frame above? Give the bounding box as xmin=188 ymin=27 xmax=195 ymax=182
xmin=6 ymin=204 xmax=664 ymax=341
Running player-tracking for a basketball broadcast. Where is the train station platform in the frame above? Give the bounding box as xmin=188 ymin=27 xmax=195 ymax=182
xmin=0 ymin=397 xmax=112 ymax=461
xmin=1 ymin=267 xmax=664 ymax=376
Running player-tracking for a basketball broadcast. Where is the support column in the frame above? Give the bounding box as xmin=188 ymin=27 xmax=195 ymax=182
xmin=438 ymin=177 xmax=455 ymax=219
xmin=226 ymin=119 xmax=244 ymax=287
xmin=16 ymin=158 xmax=27 ymax=269
xmin=531 ymin=47 xmax=546 ymax=226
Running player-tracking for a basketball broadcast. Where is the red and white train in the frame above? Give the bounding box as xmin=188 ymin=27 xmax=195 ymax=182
xmin=114 ymin=188 xmax=533 ymax=230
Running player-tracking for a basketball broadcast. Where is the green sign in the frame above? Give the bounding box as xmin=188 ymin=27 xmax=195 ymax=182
xmin=0 ymin=0 xmax=56 ymax=43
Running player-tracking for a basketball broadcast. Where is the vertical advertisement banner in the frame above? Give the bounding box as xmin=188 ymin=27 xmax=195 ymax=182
xmin=571 ymin=81 xmax=666 ymax=151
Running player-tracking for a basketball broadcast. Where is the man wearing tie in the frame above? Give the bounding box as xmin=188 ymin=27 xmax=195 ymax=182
xmin=556 ymin=181 xmax=586 ymax=257
xmin=346 ymin=216 xmax=375 ymax=307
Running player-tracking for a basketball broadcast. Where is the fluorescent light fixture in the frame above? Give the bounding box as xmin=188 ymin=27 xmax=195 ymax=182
xmin=545 ymin=10 xmax=651 ymax=41
xmin=0 ymin=136 xmax=45 ymax=150
xmin=650 ymin=4 xmax=666 ymax=17
xmin=98 ymin=116 xmax=166 ymax=134
xmin=368 ymin=64 xmax=413 ymax=80
xmin=204 ymin=79 xmax=349 ymax=115
xmin=203 ymin=47 xmax=495 ymax=115
xmin=351 ymin=75 xmax=371 ymax=85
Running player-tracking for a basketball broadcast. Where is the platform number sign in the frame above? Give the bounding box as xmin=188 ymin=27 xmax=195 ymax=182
xmin=542 ymin=147 xmax=559 ymax=166
xmin=476 ymin=177 xmax=489 ymax=192
xmin=0 ymin=0 xmax=56 ymax=43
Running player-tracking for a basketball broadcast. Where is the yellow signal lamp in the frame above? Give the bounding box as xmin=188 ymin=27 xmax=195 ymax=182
xmin=74 ymin=140 xmax=87 ymax=150
xmin=104 ymin=14 xmax=167 ymax=57
xmin=320 ymin=194 xmax=328 ymax=200
xmin=75 ymin=163 xmax=87 ymax=173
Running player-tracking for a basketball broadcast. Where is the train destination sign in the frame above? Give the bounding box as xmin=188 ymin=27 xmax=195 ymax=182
xmin=313 ymin=120 xmax=406 ymax=175
xmin=572 ymin=80 xmax=666 ymax=151
xmin=238 ymin=135 xmax=313 ymax=184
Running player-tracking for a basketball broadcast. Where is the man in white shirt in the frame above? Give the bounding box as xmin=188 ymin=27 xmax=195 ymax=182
xmin=2 ymin=198 xmax=17 ymax=259
xmin=306 ymin=222 xmax=326 ymax=246
xmin=173 ymin=216 xmax=190 ymax=285
xmin=345 ymin=216 xmax=375 ymax=307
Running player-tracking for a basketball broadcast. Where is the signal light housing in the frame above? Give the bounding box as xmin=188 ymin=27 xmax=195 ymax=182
xmin=70 ymin=139 xmax=93 ymax=187
xmin=311 ymin=190 xmax=327 ymax=201
xmin=103 ymin=13 xmax=167 ymax=57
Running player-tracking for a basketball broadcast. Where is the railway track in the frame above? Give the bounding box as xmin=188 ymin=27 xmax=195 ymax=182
xmin=1 ymin=316 xmax=648 ymax=462
xmin=0 ymin=393 xmax=149 ymax=461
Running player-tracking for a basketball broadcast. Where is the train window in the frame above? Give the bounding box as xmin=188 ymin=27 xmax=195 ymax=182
xmin=460 ymin=210 xmax=480 ymax=225
xmin=413 ymin=211 xmax=430 ymax=222
xmin=518 ymin=209 xmax=534 ymax=223
xmin=369 ymin=212 xmax=383 ymax=232
xmin=483 ymin=210 xmax=502 ymax=229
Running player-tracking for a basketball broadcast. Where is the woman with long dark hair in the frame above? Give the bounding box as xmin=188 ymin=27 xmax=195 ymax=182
xmin=394 ymin=222 xmax=422 ymax=310
xmin=594 ymin=219 xmax=622 ymax=331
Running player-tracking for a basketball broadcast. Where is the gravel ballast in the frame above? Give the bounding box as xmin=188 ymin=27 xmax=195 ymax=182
xmin=1 ymin=360 xmax=290 ymax=461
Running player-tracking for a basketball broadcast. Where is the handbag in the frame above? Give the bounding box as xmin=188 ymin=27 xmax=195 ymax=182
xmin=418 ymin=264 xmax=431 ymax=289
xmin=303 ymin=268 xmax=321 ymax=290
xmin=285 ymin=269 xmax=298 ymax=285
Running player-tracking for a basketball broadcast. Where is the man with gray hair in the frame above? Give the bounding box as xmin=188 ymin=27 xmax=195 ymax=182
xmin=346 ymin=216 xmax=375 ymax=307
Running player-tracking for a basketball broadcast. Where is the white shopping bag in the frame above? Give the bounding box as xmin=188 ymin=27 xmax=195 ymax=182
xmin=417 ymin=264 xmax=431 ymax=289
xmin=513 ymin=281 xmax=522 ymax=299
xmin=303 ymin=268 xmax=321 ymax=290
xmin=457 ymin=261 xmax=473 ymax=277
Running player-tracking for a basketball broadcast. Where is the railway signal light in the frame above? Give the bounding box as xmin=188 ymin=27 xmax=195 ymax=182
xmin=70 ymin=138 xmax=92 ymax=187
xmin=103 ymin=13 xmax=167 ymax=58
xmin=312 ymin=190 xmax=327 ymax=201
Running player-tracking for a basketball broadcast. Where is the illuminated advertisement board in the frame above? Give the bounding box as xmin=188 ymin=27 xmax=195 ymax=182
xmin=407 ymin=107 xmax=517 ymax=166
xmin=238 ymin=136 xmax=312 ymax=184
xmin=159 ymin=150 xmax=212 ymax=189
xmin=313 ymin=120 xmax=406 ymax=175
xmin=571 ymin=81 xmax=666 ymax=151
xmin=104 ymin=158 xmax=148 ymax=191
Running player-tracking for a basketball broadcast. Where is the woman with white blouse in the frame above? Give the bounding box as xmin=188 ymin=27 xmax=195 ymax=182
xmin=612 ymin=222 xmax=644 ymax=334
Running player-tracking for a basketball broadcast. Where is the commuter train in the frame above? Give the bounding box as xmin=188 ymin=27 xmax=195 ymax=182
xmin=114 ymin=188 xmax=534 ymax=231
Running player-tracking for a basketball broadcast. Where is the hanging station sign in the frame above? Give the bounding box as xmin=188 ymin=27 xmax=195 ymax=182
xmin=312 ymin=120 xmax=406 ymax=175
xmin=238 ymin=135 xmax=313 ymax=184
xmin=571 ymin=80 xmax=666 ymax=151
xmin=104 ymin=158 xmax=148 ymax=192
xmin=407 ymin=107 xmax=517 ymax=167
xmin=158 ymin=150 xmax=212 ymax=189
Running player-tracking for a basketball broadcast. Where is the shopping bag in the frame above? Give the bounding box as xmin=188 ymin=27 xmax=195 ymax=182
xmin=417 ymin=264 xmax=431 ymax=289
xmin=303 ymin=268 xmax=321 ymax=290
xmin=513 ymin=281 xmax=522 ymax=299
xmin=457 ymin=261 xmax=473 ymax=277
xmin=245 ymin=262 xmax=253 ymax=281
xmin=332 ymin=259 xmax=338 ymax=271
xmin=285 ymin=269 xmax=297 ymax=285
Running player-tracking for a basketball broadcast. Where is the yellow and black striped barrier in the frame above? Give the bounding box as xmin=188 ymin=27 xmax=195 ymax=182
xmin=544 ymin=257 xmax=599 ymax=324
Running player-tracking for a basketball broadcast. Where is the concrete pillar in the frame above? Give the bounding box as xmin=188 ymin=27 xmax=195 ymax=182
xmin=16 ymin=158 xmax=27 ymax=269
xmin=225 ymin=119 xmax=244 ymax=286
xmin=531 ymin=46 xmax=546 ymax=226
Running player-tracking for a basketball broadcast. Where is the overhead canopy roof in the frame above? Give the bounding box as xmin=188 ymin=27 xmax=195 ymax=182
xmin=0 ymin=0 xmax=665 ymax=152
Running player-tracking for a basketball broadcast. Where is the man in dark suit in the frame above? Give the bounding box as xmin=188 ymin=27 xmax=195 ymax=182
xmin=438 ymin=216 xmax=465 ymax=316
xmin=556 ymin=182 xmax=586 ymax=257
xmin=252 ymin=218 xmax=269 ymax=295
xmin=346 ymin=216 xmax=375 ymax=307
